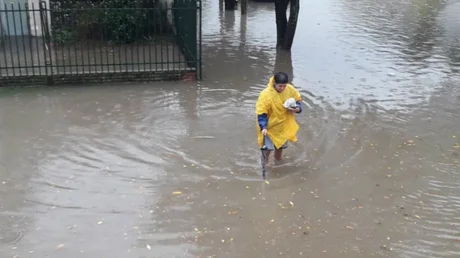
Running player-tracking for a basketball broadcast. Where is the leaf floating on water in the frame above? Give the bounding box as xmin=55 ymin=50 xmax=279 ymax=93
xmin=265 ymin=180 xmax=270 ymax=185
xmin=172 ymin=191 xmax=182 ymax=195
xmin=146 ymin=244 xmax=151 ymax=250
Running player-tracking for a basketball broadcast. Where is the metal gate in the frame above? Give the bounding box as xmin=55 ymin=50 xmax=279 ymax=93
xmin=0 ymin=0 xmax=202 ymax=86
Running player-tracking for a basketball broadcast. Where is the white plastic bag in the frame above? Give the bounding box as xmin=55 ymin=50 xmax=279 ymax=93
xmin=283 ymin=98 xmax=297 ymax=109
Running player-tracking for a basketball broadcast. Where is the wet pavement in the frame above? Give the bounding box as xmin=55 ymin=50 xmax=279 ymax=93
xmin=1 ymin=0 xmax=460 ymax=257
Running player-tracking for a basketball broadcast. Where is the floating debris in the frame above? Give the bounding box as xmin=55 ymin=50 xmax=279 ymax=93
xmin=172 ymin=191 xmax=182 ymax=195
xmin=190 ymin=136 xmax=216 ymax=139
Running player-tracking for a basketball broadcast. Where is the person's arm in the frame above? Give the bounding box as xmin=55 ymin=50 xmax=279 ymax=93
xmin=258 ymin=113 xmax=268 ymax=130
xmin=295 ymin=101 xmax=302 ymax=113
xmin=256 ymin=93 xmax=269 ymax=131
xmin=293 ymin=86 xmax=303 ymax=114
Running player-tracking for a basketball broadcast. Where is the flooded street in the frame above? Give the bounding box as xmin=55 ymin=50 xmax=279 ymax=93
xmin=1 ymin=0 xmax=460 ymax=257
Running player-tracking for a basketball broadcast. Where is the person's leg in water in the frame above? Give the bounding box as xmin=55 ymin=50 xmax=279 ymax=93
xmin=263 ymin=136 xmax=287 ymax=164
xmin=274 ymin=149 xmax=283 ymax=161
xmin=274 ymin=143 xmax=288 ymax=161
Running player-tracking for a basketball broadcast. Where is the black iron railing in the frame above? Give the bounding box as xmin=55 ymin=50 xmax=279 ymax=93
xmin=0 ymin=0 xmax=201 ymax=86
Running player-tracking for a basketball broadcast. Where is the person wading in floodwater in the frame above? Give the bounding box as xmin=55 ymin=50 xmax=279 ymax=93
xmin=255 ymin=72 xmax=303 ymax=165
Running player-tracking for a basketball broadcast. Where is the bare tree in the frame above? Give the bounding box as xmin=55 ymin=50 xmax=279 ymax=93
xmin=275 ymin=0 xmax=299 ymax=50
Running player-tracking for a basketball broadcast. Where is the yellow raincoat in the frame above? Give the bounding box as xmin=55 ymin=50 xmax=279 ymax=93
xmin=255 ymin=76 xmax=302 ymax=148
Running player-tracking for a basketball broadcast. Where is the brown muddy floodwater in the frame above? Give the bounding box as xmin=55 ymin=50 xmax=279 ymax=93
xmin=1 ymin=0 xmax=460 ymax=257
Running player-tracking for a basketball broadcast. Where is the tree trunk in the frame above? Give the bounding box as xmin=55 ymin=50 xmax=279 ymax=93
xmin=274 ymin=0 xmax=300 ymax=50
xmin=274 ymin=0 xmax=289 ymax=47
xmin=283 ymin=0 xmax=299 ymax=50
xmin=225 ymin=0 xmax=237 ymax=10
xmin=241 ymin=0 xmax=248 ymax=14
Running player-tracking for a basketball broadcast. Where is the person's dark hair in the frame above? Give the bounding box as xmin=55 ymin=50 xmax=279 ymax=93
xmin=274 ymin=72 xmax=289 ymax=84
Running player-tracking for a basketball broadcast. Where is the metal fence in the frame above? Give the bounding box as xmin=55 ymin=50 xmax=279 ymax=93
xmin=0 ymin=0 xmax=202 ymax=86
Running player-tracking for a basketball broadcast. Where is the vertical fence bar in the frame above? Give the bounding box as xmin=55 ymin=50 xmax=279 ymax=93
xmin=171 ymin=4 xmax=175 ymax=72
xmin=50 ymin=5 xmax=60 ymax=77
xmin=31 ymin=3 xmax=42 ymax=76
xmin=74 ymin=7 xmax=79 ymax=76
xmin=4 ymin=4 xmax=15 ymax=77
xmin=19 ymin=3 xmax=28 ymax=76
xmin=39 ymin=0 xmax=53 ymax=84
xmin=99 ymin=14 xmax=104 ymax=74
xmin=1 ymin=6 xmax=9 ymax=77
xmin=160 ymin=8 xmax=163 ymax=72
xmin=198 ymin=0 xmax=202 ymax=79
xmin=25 ymin=3 xmax=36 ymax=76
xmin=59 ymin=8 xmax=67 ymax=75
xmin=123 ymin=10 xmax=128 ymax=72
xmin=10 ymin=3 xmax=19 ymax=76
xmin=91 ymin=11 xmax=98 ymax=75
xmin=104 ymin=20 xmax=110 ymax=73
xmin=79 ymin=7 xmax=85 ymax=75
xmin=141 ymin=8 xmax=146 ymax=73
xmin=65 ymin=11 xmax=70 ymax=75
xmin=116 ymin=10 xmax=121 ymax=73
xmin=166 ymin=6 xmax=170 ymax=71
xmin=147 ymin=6 xmax=151 ymax=72
xmin=66 ymin=9 xmax=72 ymax=75
xmin=85 ymin=13 xmax=91 ymax=74
xmin=130 ymin=9 xmax=134 ymax=73
xmin=154 ymin=7 xmax=158 ymax=71
xmin=133 ymin=8 xmax=138 ymax=72
xmin=12 ymin=3 xmax=22 ymax=76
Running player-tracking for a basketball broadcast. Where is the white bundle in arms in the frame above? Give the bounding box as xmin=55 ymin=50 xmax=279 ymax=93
xmin=283 ymin=98 xmax=297 ymax=109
